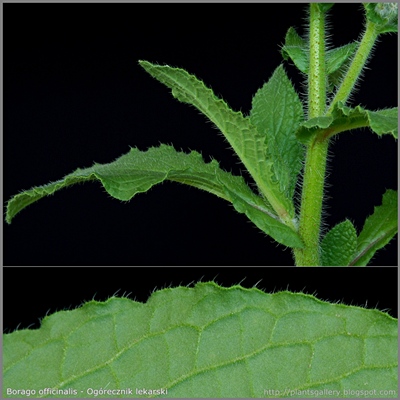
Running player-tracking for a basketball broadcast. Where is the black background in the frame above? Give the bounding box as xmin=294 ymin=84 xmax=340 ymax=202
xmin=4 ymin=3 xmax=398 ymax=266
xmin=3 ymin=266 xmax=398 ymax=332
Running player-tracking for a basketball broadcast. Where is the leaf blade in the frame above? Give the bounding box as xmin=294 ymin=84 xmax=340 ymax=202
xmin=321 ymin=220 xmax=357 ymax=266
xmin=350 ymin=189 xmax=398 ymax=266
xmin=326 ymin=42 xmax=358 ymax=75
xmin=250 ymin=65 xmax=304 ymax=199
xmin=326 ymin=42 xmax=358 ymax=92
xmin=296 ymin=103 xmax=398 ymax=144
xmin=280 ymin=27 xmax=308 ymax=73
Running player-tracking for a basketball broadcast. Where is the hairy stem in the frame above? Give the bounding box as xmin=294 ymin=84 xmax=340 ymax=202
xmin=328 ymin=19 xmax=379 ymax=112
xmin=295 ymin=138 xmax=329 ymax=266
xmin=295 ymin=9 xmax=382 ymax=266
xmin=294 ymin=4 xmax=328 ymax=266
xmin=307 ymin=3 xmax=327 ymax=119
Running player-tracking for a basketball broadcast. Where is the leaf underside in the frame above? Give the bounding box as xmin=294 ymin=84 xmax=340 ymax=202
xmin=5 ymin=145 xmax=303 ymax=248
xmin=3 ymin=282 xmax=398 ymax=398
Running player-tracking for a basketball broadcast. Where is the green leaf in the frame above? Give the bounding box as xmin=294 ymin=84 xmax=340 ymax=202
xmin=250 ymin=65 xmax=304 ymax=200
xmin=3 ymin=283 xmax=397 ymax=398
xmin=139 ymin=60 xmax=296 ymax=225
xmin=367 ymin=108 xmax=399 ymax=138
xmin=317 ymin=3 xmax=334 ymax=13
xmin=364 ymin=3 xmax=398 ymax=34
xmin=326 ymin=43 xmax=358 ymax=75
xmin=350 ymin=189 xmax=398 ymax=266
xmin=5 ymin=145 xmax=303 ymax=248
xmin=280 ymin=27 xmax=308 ymax=73
xmin=326 ymin=43 xmax=358 ymax=92
xmin=321 ymin=220 xmax=357 ymax=266
xmin=296 ymin=102 xmax=398 ymax=144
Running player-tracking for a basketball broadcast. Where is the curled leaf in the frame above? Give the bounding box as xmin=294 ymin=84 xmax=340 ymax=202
xmin=6 ymin=145 xmax=303 ymax=248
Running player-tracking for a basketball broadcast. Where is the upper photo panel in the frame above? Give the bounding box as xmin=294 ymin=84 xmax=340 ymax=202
xmin=4 ymin=3 xmax=398 ymax=266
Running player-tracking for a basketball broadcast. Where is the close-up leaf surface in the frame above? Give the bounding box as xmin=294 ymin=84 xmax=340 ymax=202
xmin=3 ymin=283 xmax=397 ymax=398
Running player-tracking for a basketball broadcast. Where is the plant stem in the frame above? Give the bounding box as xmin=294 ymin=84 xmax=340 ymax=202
xmin=295 ymin=8 xmax=381 ymax=266
xmin=295 ymin=138 xmax=329 ymax=266
xmin=294 ymin=4 xmax=328 ymax=266
xmin=307 ymin=4 xmax=326 ymax=119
